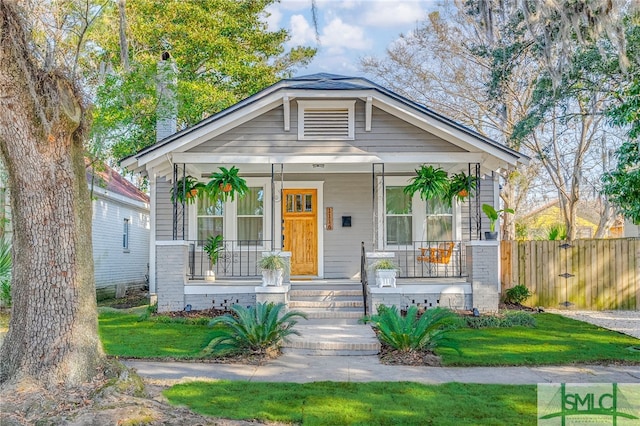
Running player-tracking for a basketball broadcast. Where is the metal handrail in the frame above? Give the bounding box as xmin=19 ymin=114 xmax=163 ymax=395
xmin=187 ymin=239 xmax=272 ymax=279
xmin=360 ymin=241 xmax=368 ymax=316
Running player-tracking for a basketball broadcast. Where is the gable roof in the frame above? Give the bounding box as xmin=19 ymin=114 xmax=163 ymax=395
xmin=122 ymin=73 xmax=529 ymax=173
xmin=86 ymin=160 xmax=149 ymax=204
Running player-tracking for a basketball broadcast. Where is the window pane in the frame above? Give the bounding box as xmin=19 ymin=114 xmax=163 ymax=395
xmin=387 ymin=216 xmax=412 ymax=245
xmin=424 ymin=216 xmax=453 ymax=241
xmin=197 ymin=196 xmax=223 ymax=216
xmin=426 ymin=197 xmax=451 ymax=215
xmin=286 ymin=194 xmax=293 ymax=212
xmin=305 ymin=194 xmax=312 ymax=212
xmin=386 ymin=187 xmax=412 ymax=214
xmin=238 ymin=217 xmax=263 ymax=242
xmin=197 ymin=217 xmax=223 ymax=242
xmin=238 ymin=187 xmax=263 ymax=215
xmin=296 ymin=194 xmax=302 ymax=212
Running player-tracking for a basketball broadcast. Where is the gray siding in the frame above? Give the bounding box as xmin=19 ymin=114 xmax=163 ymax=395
xmin=284 ymin=173 xmax=372 ymax=279
xmin=156 ymin=177 xmax=191 ymax=241
xmin=459 ymin=174 xmax=496 ymax=241
xmin=187 ymin=100 xmax=466 ymax=155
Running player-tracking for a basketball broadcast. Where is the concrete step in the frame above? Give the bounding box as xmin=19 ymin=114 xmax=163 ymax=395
xmin=282 ymin=322 xmax=380 ymax=356
xmin=289 ymin=289 xmax=363 ymax=298
xmin=295 ymin=309 xmax=365 ymax=320
xmin=289 ymin=300 xmax=363 ymax=309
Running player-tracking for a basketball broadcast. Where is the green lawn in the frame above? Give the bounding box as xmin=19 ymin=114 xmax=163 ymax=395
xmin=439 ymin=313 xmax=640 ymax=366
xmin=164 ymin=381 xmax=537 ymax=425
xmin=98 ymin=310 xmax=640 ymax=365
xmin=98 ymin=309 xmax=215 ymax=358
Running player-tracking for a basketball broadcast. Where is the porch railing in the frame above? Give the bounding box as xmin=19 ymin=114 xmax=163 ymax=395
xmin=188 ymin=239 xmax=273 ymax=279
xmin=386 ymin=240 xmax=467 ymax=279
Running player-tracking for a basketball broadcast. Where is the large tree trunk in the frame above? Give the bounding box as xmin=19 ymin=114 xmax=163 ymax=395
xmin=0 ymin=1 xmax=105 ymax=387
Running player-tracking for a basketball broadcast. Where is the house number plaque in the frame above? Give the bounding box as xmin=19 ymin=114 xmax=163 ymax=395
xmin=326 ymin=207 xmax=333 ymax=230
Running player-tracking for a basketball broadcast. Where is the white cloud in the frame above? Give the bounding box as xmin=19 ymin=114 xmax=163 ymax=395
xmin=278 ymin=0 xmax=316 ymax=12
xmin=320 ymin=18 xmax=371 ymax=54
xmin=263 ymin=4 xmax=283 ymax=32
xmin=288 ymin=14 xmax=317 ymax=46
xmin=362 ymin=1 xmax=428 ymax=27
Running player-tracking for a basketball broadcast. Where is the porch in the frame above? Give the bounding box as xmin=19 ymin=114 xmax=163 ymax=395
xmin=155 ymin=239 xmax=498 ymax=315
xmin=185 ymin=238 xmax=468 ymax=280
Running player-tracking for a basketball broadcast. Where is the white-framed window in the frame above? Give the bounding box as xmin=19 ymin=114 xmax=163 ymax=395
xmin=385 ymin=186 xmax=412 ymax=245
xmin=123 ymin=218 xmax=130 ymax=251
xmin=380 ymin=176 xmax=458 ymax=248
xmin=191 ymin=178 xmax=270 ymax=247
xmin=196 ymin=194 xmax=224 ymax=243
xmin=237 ymin=186 xmax=264 ymax=244
xmin=423 ymin=198 xmax=453 ymax=241
xmin=297 ymin=100 xmax=355 ymax=140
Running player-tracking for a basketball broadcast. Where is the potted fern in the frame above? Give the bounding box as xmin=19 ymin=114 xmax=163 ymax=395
xmin=447 ymin=172 xmax=478 ymax=203
xmin=372 ymin=259 xmax=398 ymax=288
xmin=203 ymin=235 xmax=223 ymax=281
xmin=206 ymin=166 xmax=249 ymax=202
xmin=482 ymin=203 xmax=514 ymax=240
xmin=403 ymin=165 xmax=450 ymax=202
xmin=259 ymin=253 xmax=289 ymax=287
xmin=170 ymin=175 xmax=206 ymax=205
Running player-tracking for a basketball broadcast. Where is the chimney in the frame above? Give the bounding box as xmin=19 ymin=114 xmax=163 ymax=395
xmin=156 ymin=51 xmax=178 ymax=142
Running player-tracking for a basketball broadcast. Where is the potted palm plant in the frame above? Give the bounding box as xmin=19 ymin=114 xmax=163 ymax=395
xmin=403 ymin=165 xmax=450 ymax=201
xmin=482 ymin=203 xmax=514 ymax=240
xmin=206 ymin=166 xmax=249 ymax=202
xmin=203 ymin=235 xmax=223 ymax=281
xmin=259 ymin=253 xmax=289 ymax=287
xmin=170 ymin=175 xmax=206 ymax=204
xmin=448 ymin=172 xmax=478 ymax=203
xmin=372 ymin=259 xmax=398 ymax=288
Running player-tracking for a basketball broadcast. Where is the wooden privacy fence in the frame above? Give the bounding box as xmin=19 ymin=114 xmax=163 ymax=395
xmin=501 ymin=239 xmax=639 ymax=310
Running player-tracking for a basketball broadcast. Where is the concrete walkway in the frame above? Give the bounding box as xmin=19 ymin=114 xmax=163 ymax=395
xmin=125 ymin=354 xmax=640 ymax=384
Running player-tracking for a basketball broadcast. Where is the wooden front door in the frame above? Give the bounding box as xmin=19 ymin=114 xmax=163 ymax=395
xmin=283 ymin=189 xmax=317 ymax=276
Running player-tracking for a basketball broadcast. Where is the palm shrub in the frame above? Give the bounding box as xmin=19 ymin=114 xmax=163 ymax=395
xmin=369 ymin=305 xmax=460 ymax=353
xmin=204 ymin=302 xmax=307 ymax=356
xmin=0 ymin=237 xmax=11 ymax=307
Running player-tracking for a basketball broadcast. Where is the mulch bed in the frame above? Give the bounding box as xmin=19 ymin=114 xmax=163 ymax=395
xmin=159 ymin=307 xmax=233 ymax=319
xmin=379 ymin=343 xmax=442 ymax=366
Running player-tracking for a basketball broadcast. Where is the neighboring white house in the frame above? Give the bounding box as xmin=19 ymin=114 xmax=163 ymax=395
xmin=88 ymin=162 xmax=150 ymax=299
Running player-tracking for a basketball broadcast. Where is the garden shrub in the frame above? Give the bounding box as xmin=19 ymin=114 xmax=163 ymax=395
xmin=369 ymin=305 xmax=460 ymax=353
xmin=204 ymin=302 xmax=307 ymax=356
xmin=504 ymin=284 xmax=532 ymax=305
xmin=463 ymin=311 xmax=537 ymax=329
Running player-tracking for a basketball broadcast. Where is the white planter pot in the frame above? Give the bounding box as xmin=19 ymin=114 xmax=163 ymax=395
xmin=205 ymin=270 xmax=215 ymax=282
xmin=375 ymin=269 xmax=397 ymax=288
xmin=261 ymin=269 xmax=284 ymax=287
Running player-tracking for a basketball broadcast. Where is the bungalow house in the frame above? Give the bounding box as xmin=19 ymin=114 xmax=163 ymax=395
xmin=122 ymin=72 xmax=529 ymax=314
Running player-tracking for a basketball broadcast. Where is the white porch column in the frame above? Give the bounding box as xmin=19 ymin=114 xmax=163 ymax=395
xmin=148 ymin=170 xmax=157 ymax=298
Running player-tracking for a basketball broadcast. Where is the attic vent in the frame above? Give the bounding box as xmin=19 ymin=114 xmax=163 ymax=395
xmin=298 ymin=100 xmax=355 ymax=140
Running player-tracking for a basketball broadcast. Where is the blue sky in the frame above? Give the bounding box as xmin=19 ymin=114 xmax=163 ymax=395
xmin=264 ymin=0 xmax=439 ymax=77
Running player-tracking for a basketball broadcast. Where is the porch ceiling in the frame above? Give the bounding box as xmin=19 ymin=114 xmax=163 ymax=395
xmin=157 ymin=158 xmax=489 ymax=180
